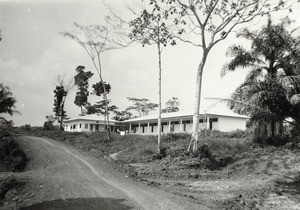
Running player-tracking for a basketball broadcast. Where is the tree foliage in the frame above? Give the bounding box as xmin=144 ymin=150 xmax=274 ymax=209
xmin=162 ymin=97 xmax=180 ymax=113
xmin=0 ymin=84 xmax=17 ymax=116
xmin=223 ymin=18 xmax=300 ymax=141
xmin=53 ymin=85 xmax=67 ymax=130
xmin=126 ymin=97 xmax=158 ymax=117
xmin=43 ymin=115 xmax=56 ymax=130
xmin=85 ymin=100 xmax=118 ymax=115
xmin=74 ymin=65 xmax=94 ymax=115
xmin=112 ymin=110 xmax=133 ymax=121
xmin=92 ymin=82 xmax=111 ymax=97
xmin=53 ymin=75 xmax=74 ymax=131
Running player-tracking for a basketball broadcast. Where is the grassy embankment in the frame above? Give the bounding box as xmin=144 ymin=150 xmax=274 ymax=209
xmin=25 ymin=129 xmax=251 ymax=164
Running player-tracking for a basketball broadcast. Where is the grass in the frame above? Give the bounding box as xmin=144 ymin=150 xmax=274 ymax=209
xmin=23 ymin=128 xmax=252 ymax=165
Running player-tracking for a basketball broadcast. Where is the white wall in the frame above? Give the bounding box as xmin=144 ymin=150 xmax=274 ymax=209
xmin=217 ymin=116 xmax=248 ymax=132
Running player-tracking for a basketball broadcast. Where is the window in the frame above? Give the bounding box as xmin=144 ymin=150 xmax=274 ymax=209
xmin=183 ymin=120 xmax=192 ymax=124
xmin=199 ymin=119 xmax=207 ymax=123
xmin=210 ymin=118 xmax=218 ymax=122
xmin=95 ymin=124 xmax=99 ymax=131
xmin=85 ymin=124 xmax=88 ymax=129
xmin=172 ymin=121 xmax=179 ymax=125
xmin=79 ymin=124 xmax=82 ymax=128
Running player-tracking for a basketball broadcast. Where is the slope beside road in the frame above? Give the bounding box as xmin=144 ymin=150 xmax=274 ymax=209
xmin=1 ymin=136 xmax=204 ymax=210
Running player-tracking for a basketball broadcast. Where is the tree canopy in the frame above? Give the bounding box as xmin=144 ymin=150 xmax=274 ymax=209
xmin=223 ymin=18 xmax=300 ymax=140
xmin=74 ymin=65 xmax=94 ymax=115
xmin=0 ymin=84 xmax=17 ymax=116
xmin=126 ymin=97 xmax=158 ymax=117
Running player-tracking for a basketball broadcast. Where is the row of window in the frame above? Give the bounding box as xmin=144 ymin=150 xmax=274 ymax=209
xmin=131 ymin=118 xmax=218 ymax=133
xmin=132 ymin=118 xmax=218 ymax=127
xmin=66 ymin=123 xmax=114 ymax=131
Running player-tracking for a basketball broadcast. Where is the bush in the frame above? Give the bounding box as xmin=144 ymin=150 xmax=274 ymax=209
xmin=21 ymin=124 xmax=31 ymax=131
xmin=199 ymin=129 xmax=251 ymax=139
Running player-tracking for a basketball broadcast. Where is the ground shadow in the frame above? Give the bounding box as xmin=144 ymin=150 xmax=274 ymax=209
xmin=20 ymin=197 xmax=133 ymax=210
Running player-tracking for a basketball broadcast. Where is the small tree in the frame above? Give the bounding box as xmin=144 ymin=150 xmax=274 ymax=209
xmin=126 ymin=97 xmax=158 ymax=117
xmin=162 ymin=97 xmax=180 ymax=113
xmin=74 ymin=65 xmax=94 ymax=115
xmin=43 ymin=115 xmax=56 ymax=130
xmin=53 ymin=75 xmax=74 ymax=131
xmin=130 ymin=3 xmax=176 ymax=153
xmin=62 ymin=17 xmax=130 ymax=140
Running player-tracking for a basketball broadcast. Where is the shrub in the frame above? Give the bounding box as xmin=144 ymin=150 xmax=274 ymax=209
xmin=21 ymin=124 xmax=31 ymax=131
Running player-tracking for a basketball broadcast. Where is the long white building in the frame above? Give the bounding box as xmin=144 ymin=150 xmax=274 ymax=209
xmin=64 ymin=105 xmax=249 ymax=134
xmin=123 ymin=110 xmax=249 ymax=135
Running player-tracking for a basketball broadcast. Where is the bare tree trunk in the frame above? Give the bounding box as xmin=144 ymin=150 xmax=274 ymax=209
xmin=60 ymin=103 xmax=64 ymax=131
xmin=157 ymin=41 xmax=162 ymax=153
xmin=96 ymin=53 xmax=110 ymax=140
xmin=188 ymin=51 xmax=208 ymax=152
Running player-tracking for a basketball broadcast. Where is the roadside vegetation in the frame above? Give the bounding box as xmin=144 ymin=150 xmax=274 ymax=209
xmin=0 ymin=83 xmax=27 ymax=207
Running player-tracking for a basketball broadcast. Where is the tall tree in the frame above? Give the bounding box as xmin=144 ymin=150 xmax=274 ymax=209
xmin=62 ymin=16 xmax=130 ymax=140
xmin=223 ymin=18 xmax=300 ymax=141
xmin=0 ymin=83 xmax=17 ymax=116
xmin=162 ymin=97 xmax=180 ymax=113
xmin=159 ymin=0 xmax=294 ymax=151
xmin=126 ymin=97 xmax=158 ymax=117
xmin=53 ymin=75 xmax=74 ymax=131
xmin=130 ymin=4 xmax=176 ymax=152
xmin=74 ymin=65 xmax=94 ymax=115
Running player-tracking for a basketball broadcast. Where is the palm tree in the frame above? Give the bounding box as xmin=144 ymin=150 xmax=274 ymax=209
xmin=223 ymin=18 xmax=300 ymax=142
xmin=0 ymin=83 xmax=17 ymax=116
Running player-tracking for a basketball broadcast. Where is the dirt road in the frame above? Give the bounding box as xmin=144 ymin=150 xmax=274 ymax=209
xmin=3 ymin=136 xmax=203 ymax=210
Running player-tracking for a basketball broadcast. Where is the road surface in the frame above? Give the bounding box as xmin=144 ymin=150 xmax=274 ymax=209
xmin=8 ymin=136 xmax=203 ymax=210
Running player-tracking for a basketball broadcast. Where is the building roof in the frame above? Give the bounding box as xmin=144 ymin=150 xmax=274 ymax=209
xmin=123 ymin=105 xmax=249 ymax=123
xmin=64 ymin=114 xmax=118 ymax=123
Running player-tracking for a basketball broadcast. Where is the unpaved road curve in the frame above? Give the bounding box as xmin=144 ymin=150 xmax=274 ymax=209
xmin=9 ymin=136 xmax=203 ymax=210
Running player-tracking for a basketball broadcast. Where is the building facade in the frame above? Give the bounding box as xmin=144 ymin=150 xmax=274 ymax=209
xmin=123 ymin=111 xmax=249 ymax=135
xmin=64 ymin=114 xmax=122 ymax=132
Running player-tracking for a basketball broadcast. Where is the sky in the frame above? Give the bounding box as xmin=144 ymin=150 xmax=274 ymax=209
xmin=1 ymin=0 xmax=299 ymax=126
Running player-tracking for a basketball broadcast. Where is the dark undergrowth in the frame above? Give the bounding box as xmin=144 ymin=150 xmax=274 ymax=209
xmin=0 ymin=124 xmax=27 ymax=207
xmin=0 ymin=127 xmax=27 ymax=172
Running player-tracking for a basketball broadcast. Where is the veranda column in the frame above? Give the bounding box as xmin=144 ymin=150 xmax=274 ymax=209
xmin=138 ymin=122 xmax=141 ymax=133
xmin=179 ymin=118 xmax=183 ymax=132
xmin=129 ymin=123 xmax=132 ymax=134
xmin=168 ymin=120 xmax=171 ymax=133
xmin=147 ymin=121 xmax=150 ymax=134
xmin=206 ymin=116 xmax=210 ymax=130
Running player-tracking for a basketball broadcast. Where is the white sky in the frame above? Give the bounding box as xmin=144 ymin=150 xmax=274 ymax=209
xmin=0 ymin=0 xmax=299 ymax=126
